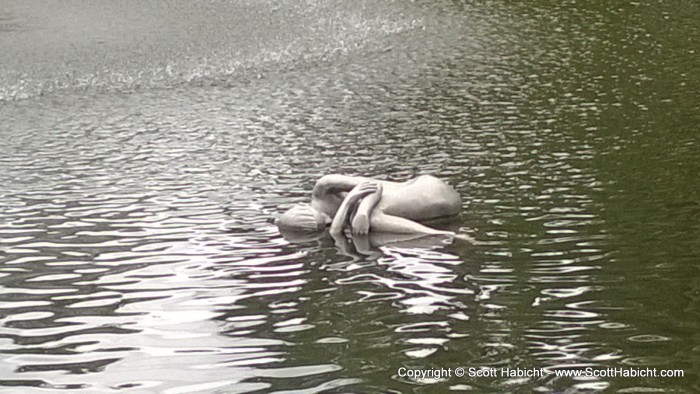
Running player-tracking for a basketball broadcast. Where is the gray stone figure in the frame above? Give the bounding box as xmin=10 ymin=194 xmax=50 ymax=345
xmin=277 ymin=174 xmax=461 ymax=236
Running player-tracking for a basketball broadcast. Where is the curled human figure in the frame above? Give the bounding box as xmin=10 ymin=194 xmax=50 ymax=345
xmin=277 ymin=174 xmax=461 ymax=236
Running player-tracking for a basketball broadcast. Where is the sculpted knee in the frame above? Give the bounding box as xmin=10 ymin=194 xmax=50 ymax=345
xmin=440 ymin=189 xmax=462 ymax=215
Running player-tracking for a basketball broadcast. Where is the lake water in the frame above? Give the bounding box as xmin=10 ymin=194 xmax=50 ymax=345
xmin=0 ymin=0 xmax=698 ymax=392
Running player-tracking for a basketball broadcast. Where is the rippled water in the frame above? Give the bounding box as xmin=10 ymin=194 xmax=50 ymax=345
xmin=1 ymin=0 xmax=698 ymax=392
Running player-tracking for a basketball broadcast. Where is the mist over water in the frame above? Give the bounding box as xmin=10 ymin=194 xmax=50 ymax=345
xmin=1 ymin=0 xmax=698 ymax=392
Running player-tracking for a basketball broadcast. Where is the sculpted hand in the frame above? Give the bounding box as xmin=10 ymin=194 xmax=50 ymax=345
xmin=346 ymin=182 xmax=378 ymax=202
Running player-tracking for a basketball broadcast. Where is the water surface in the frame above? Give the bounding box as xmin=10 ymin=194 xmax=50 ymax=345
xmin=1 ymin=0 xmax=698 ymax=392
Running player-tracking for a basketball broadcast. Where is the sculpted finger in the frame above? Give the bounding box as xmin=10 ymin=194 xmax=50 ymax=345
xmin=356 ymin=186 xmax=374 ymax=195
xmin=361 ymin=182 xmax=378 ymax=192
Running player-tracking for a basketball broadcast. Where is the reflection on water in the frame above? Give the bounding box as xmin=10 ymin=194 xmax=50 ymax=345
xmin=1 ymin=0 xmax=698 ymax=392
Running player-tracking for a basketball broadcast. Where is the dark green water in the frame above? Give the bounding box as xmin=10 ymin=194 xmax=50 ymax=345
xmin=0 ymin=0 xmax=698 ymax=392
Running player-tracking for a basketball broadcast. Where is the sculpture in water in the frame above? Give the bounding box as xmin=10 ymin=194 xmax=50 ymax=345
xmin=277 ymin=174 xmax=461 ymax=237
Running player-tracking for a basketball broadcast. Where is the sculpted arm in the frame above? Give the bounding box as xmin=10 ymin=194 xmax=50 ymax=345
xmin=350 ymin=183 xmax=382 ymax=234
xmin=312 ymin=175 xmax=374 ymax=199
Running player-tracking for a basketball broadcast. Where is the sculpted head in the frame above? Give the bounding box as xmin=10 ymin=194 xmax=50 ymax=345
xmin=277 ymin=204 xmax=330 ymax=233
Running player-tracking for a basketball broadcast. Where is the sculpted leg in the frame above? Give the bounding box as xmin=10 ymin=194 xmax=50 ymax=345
xmin=369 ymin=211 xmax=454 ymax=235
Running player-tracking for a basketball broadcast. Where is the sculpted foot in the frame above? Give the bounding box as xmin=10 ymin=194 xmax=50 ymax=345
xmin=352 ymin=212 xmax=370 ymax=235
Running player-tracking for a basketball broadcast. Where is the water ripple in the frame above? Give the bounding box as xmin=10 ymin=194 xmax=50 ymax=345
xmin=1 ymin=0 xmax=697 ymax=392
